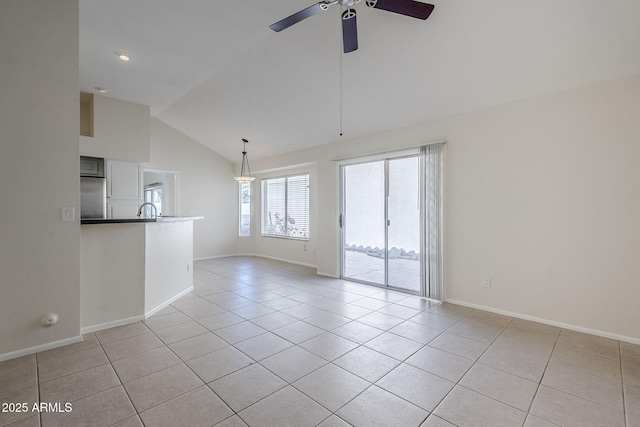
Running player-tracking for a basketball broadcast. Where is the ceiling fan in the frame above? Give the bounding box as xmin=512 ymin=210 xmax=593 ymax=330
xmin=269 ymin=0 xmax=435 ymax=53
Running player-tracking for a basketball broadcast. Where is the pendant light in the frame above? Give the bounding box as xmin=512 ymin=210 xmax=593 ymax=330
xmin=234 ymin=138 xmax=255 ymax=183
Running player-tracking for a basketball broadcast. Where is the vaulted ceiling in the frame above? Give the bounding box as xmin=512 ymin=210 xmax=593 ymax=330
xmin=80 ymin=0 xmax=640 ymax=161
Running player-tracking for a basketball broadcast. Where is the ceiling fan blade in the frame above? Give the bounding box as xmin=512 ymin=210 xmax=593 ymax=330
xmin=366 ymin=0 xmax=434 ymax=20
xmin=270 ymin=3 xmax=327 ymax=32
xmin=342 ymin=9 xmax=358 ymax=53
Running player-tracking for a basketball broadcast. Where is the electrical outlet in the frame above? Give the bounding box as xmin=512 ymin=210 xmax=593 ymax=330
xmin=62 ymin=207 xmax=75 ymax=222
xmin=187 ymin=262 xmax=192 ymax=272
xmin=482 ymin=276 xmax=491 ymax=288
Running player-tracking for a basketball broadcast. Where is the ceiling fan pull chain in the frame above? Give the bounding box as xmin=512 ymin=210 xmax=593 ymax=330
xmin=339 ymin=19 xmax=344 ymax=137
xmin=269 ymin=0 xmax=435 ymax=135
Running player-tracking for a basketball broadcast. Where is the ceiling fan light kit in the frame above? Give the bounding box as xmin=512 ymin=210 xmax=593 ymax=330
xmin=270 ymin=0 xmax=434 ymax=53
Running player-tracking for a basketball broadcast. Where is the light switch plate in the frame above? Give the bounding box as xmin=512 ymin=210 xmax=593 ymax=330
xmin=62 ymin=207 xmax=75 ymax=222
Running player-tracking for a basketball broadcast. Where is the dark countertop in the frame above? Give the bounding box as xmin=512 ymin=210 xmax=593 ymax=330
xmin=81 ymin=216 xmax=204 ymax=225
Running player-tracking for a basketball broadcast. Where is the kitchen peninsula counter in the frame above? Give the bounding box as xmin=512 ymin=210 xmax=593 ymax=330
xmin=81 ymin=215 xmax=203 ymax=224
xmin=80 ymin=216 xmax=202 ymax=332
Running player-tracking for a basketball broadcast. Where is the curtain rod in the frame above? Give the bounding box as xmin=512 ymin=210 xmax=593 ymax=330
xmin=332 ymin=139 xmax=446 ymax=162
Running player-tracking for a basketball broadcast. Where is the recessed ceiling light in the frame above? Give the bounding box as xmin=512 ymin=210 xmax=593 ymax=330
xmin=94 ymin=87 xmax=108 ymax=94
xmin=115 ymin=51 xmax=132 ymax=62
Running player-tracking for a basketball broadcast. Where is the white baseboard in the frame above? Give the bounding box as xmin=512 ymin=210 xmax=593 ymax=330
xmin=317 ymin=271 xmax=340 ymax=278
xmin=80 ymin=315 xmax=146 ymax=335
xmin=201 ymin=253 xmax=318 ymax=270
xmin=193 ymin=254 xmax=236 ymax=261
xmin=250 ymin=253 xmax=317 ymax=269
xmin=445 ymin=298 xmax=640 ymax=346
xmin=80 ymin=286 xmax=196 ymax=333
xmin=0 ymin=335 xmax=83 ymax=363
xmin=145 ymin=286 xmax=194 ymax=318
xmin=196 ymin=254 xmax=338 ymax=279
xmin=231 ymin=252 xmax=259 ymax=259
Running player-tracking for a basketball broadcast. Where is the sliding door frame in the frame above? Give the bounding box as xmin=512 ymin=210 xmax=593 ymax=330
xmin=338 ymin=142 xmax=445 ymax=299
xmin=339 ymin=152 xmax=422 ymax=295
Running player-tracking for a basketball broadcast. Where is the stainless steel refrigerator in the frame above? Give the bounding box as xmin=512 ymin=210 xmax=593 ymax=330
xmin=80 ymin=176 xmax=107 ymax=219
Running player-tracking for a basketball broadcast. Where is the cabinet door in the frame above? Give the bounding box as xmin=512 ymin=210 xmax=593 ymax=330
xmin=107 ymin=160 xmax=142 ymax=200
xmin=108 ymin=200 xmax=141 ymax=219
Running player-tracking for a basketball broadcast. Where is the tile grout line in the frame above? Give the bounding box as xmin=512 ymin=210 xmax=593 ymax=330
xmin=619 ymin=340 xmax=627 ymax=427
xmin=35 ymin=353 xmax=42 ymax=427
xmin=94 ymin=332 xmax=141 ymax=427
xmin=427 ymin=312 xmax=520 ymax=426
xmin=523 ymin=322 xmax=562 ymax=426
xmin=539 ymin=332 xmax=628 ymax=417
xmin=136 ymin=320 xmax=231 ymax=422
xmin=34 ymin=337 xmax=136 ymax=427
xmin=97 ymin=320 xmax=217 ymax=425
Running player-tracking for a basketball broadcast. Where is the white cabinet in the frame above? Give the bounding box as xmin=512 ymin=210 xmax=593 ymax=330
xmin=107 ymin=160 xmax=142 ymax=218
xmin=107 ymin=200 xmax=141 ymax=219
xmin=108 ymin=160 xmax=142 ymax=199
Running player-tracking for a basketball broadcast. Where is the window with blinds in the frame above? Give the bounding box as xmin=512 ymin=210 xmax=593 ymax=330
xmin=261 ymin=174 xmax=309 ymax=240
xmin=239 ymin=182 xmax=251 ymax=237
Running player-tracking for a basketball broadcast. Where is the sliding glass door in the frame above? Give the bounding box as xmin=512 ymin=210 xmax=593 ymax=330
xmin=340 ymin=144 xmax=444 ymax=298
xmin=341 ymin=155 xmax=421 ymax=293
xmin=342 ymin=161 xmax=386 ymax=285
xmin=387 ymin=156 xmax=421 ymax=292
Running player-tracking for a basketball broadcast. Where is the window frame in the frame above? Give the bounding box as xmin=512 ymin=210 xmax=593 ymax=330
xmin=238 ymin=181 xmax=251 ymax=237
xmin=261 ymin=173 xmax=310 ymax=241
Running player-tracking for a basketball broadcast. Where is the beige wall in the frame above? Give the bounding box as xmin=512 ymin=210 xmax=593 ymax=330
xmin=247 ymin=74 xmax=640 ymax=342
xmin=148 ymin=119 xmax=238 ymax=259
xmin=0 ymin=0 xmax=81 ymax=357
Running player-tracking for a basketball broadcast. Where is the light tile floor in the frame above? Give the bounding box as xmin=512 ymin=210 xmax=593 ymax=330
xmin=1 ymin=256 xmax=639 ymax=427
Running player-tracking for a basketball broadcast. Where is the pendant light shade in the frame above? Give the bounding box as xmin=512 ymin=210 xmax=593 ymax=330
xmin=234 ymin=138 xmax=255 ymax=183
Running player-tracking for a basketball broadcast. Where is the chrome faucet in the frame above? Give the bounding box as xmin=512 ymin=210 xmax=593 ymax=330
xmin=137 ymin=202 xmax=157 ymax=219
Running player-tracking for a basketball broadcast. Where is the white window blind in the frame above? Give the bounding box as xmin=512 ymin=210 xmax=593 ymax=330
xmin=262 ymin=174 xmax=309 ymax=239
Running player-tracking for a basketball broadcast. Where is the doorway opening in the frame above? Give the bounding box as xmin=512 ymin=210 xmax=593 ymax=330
xmin=142 ymin=169 xmax=180 ymax=217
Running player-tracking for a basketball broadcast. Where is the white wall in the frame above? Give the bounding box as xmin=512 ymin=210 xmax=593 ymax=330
xmin=80 ymin=221 xmax=194 ymax=331
xmin=80 ymin=94 xmax=150 ymax=163
xmin=145 ymin=221 xmax=193 ymax=314
xmin=80 ymin=224 xmax=145 ymax=329
xmin=0 ymin=0 xmax=81 ymax=357
xmin=148 ymin=119 xmax=238 ymax=259
xmin=247 ymin=75 xmax=640 ymax=342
